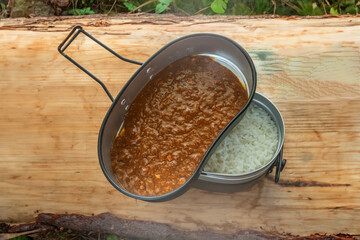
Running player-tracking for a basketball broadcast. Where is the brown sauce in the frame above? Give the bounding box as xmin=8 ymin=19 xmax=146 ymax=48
xmin=111 ymin=55 xmax=248 ymax=196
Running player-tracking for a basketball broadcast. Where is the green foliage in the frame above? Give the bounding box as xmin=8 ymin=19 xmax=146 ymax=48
xmin=68 ymin=7 xmax=95 ymax=15
xmin=330 ymin=7 xmax=338 ymax=14
xmin=344 ymin=5 xmax=358 ymax=14
xmin=156 ymin=0 xmax=172 ymax=13
xmin=211 ymin=0 xmax=228 ymax=13
xmin=295 ymin=0 xmax=322 ymax=15
xmin=82 ymin=0 xmax=94 ymax=5
xmin=173 ymin=0 xmax=213 ymax=14
xmin=254 ymin=0 xmax=271 ymax=14
xmin=106 ymin=234 xmax=119 ymax=240
xmin=155 ymin=4 xmax=167 ymax=13
xmin=336 ymin=0 xmax=359 ymax=14
xmin=63 ymin=0 xmax=360 ymax=16
xmin=124 ymin=2 xmax=137 ymax=11
xmin=0 ymin=2 xmax=6 ymax=18
xmin=228 ymin=0 xmax=273 ymax=15
xmin=231 ymin=2 xmax=251 ymax=14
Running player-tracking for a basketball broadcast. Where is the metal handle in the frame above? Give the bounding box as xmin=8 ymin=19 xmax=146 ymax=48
xmin=267 ymin=148 xmax=286 ymax=183
xmin=58 ymin=26 xmax=143 ymax=102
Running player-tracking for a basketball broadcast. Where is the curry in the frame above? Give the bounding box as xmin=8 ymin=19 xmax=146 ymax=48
xmin=111 ymin=55 xmax=248 ymax=196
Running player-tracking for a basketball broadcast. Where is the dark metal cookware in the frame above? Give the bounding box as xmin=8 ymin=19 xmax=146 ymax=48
xmin=58 ymin=26 xmax=285 ymax=201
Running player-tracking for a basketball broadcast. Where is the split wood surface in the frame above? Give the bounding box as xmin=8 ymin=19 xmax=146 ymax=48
xmin=0 ymin=15 xmax=359 ymax=237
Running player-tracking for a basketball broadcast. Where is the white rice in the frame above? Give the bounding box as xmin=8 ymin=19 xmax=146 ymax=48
xmin=204 ymin=103 xmax=279 ymax=174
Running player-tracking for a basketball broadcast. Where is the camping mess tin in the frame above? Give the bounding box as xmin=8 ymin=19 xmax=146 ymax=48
xmin=58 ymin=26 xmax=286 ymax=201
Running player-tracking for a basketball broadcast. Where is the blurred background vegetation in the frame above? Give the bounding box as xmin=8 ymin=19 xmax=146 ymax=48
xmin=65 ymin=0 xmax=359 ymax=15
xmin=0 ymin=0 xmax=359 ymax=17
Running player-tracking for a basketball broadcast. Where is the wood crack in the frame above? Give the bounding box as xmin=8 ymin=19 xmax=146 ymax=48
xmin=277 ymin=179 xmax=351 ymax=187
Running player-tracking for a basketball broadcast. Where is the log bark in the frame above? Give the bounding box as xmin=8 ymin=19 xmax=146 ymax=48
xmin=4 ymin=213 xmax=359 ymax=240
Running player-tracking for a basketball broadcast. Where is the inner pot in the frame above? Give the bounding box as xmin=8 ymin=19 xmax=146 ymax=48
xmin=98 ymin=34 xmax=257 ymax=201
xmin=195 ymin=93 xmax=285 ymax=192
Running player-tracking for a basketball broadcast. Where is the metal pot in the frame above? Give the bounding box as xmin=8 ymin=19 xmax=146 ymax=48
xmin=58 ymin=26 xmax=284 ymax=201
xmin=195 ymin=93 xmax=286 ymax=193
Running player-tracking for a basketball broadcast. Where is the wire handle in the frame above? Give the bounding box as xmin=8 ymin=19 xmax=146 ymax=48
xmin=267 ymin=148 xmax=286 ymax=183
xmin=58 ymin=26 xmax=143 ymax=102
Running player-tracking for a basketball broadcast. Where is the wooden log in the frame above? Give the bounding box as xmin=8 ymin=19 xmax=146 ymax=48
xmin=0 ymin=15 xmax=359 ymax=237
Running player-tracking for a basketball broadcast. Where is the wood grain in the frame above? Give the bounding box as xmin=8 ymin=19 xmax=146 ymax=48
xmin=0 ymin=15 xmax=359 ymax=237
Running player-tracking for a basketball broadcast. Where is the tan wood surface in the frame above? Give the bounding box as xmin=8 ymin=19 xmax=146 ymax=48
xmin=0 ymin=15 xmax=359 ymax=237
